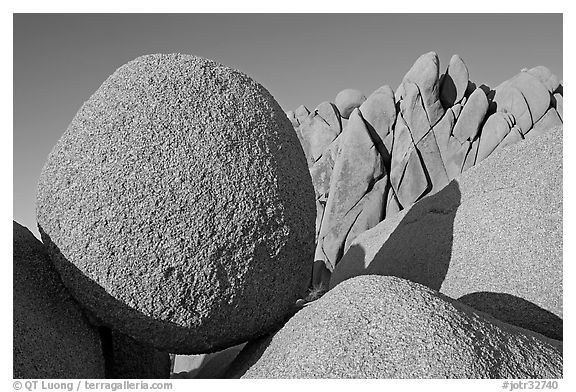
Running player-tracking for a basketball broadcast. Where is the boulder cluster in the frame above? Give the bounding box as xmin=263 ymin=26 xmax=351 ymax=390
xmin=286 ymin=52 xmax=563 ymax=291
xmin=14 ymin=51 xmax=562 ymax=379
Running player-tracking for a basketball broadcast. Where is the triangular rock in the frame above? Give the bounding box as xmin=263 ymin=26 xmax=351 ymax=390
xmin=452 ymin=88 xmax=489 ymax=143
xmin=316 ymin=109 xmax=385 ymax=270
xmin=476 ymin=112 xmax=514 ymax=164
xmin=440 ymin=54 xmax=470 ymax=108
xmin=401 ymin=51 xmax=445 ymax=127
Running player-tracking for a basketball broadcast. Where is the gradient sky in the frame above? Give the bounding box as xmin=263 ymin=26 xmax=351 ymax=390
xmin=13 ymin=13 xmax=562 ymax=238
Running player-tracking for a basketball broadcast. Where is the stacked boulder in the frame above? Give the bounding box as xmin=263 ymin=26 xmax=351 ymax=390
xmin=14 ymin=50 xmax=562 ymax=379
xmin=16 ymin=53 xmax=317 ymax=378
xmin=290 ymin=52 xmax=563 ymax=288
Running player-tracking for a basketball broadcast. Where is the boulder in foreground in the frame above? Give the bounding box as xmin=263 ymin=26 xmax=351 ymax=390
xmin=228 ymin=275 xmax=562 ymax=378
xmin=13 ymin=221 xmax=104 ymax=378
xmin=36 ymin=53 xmax=316 ymax=353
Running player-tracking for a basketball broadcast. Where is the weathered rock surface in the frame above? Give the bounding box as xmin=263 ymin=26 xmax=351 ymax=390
xmin=289 ymin=52 xmax=561 ymax=302
xmin=294 ymin=104 xmax=310 ymax=126
xmin=334 ymin=88 xmax=366 ymax=119
xmin=230 ymin=276 xmax=562 ymax=378
xmin=526 ymin=108 xmax=562 ymax=140
xmin=476 ymin=112 xmax=514 ymax=163
xmin=400 ymin=51 xmax=444 ymax=127
xmin=359 ymin=85 xmax=396 ymax=148
xmin=13 ymin=221 xmax=105 ymax=379
xmin=299 ymin=102 xmax=342 ymax=163
xmin=509 ymin=71 xmax=551 ymax=125
xmin=492 ymin=83 xmax=533 ymax=134
xmin=527 ymin=66 xmax=560 ymax=93
xmin=389 ymin=112 xmax=429 ymax=208
xmin=451 ymin=88 xmax=488 ymax=143
xmin=36 ymin=53 xmax=316 ymax=354
xmin=331 ymin=127 xmax=563 ymax=340
xmin=315 ymin=109 xmax=386 ymax=270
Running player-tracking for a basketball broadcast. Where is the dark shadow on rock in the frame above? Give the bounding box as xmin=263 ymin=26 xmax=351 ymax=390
xmin=335 ymin=180 xmax=461 ymax=291
xmin=458 ymin=292 xmax=563 ymax=341
xmin=440 ymin=74 xmax=457 ymax=108
xmin=99 ymin=326 xmax=171 ymax=379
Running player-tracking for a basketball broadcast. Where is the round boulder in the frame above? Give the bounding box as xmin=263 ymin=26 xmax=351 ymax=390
xmin=36 ymin=54 xmax=316 ymax=354
xmin=334 ymin=88 xmax=366 ymax=119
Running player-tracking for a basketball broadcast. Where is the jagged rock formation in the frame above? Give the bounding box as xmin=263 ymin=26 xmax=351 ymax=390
xmin=13 ymin=221 xmax=105 ymax=379
xmin=289 ymin=52 xmax=563 ymax=289
xmin=36 ymin=53 xmax=316 ymax=354
xmin=19 ymin=49 xmax=562 ymax=379
xmin=227 ymin=276 xmax=562 ymax=378
xmin=330 ymin=126 xmax=562 ymax=340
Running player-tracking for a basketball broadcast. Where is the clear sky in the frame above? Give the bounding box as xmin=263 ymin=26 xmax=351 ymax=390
xmin=13 ymin=13 xmax=562 ymax=238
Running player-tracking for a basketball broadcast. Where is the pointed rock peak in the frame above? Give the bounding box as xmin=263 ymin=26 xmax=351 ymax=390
xmin=452 ymin=88 xmax=489 ymax=143
xmin=360 ymin=85 xmax=397 ymax=139
xmin=373 ymin=84 xmax=395 ymax=97
xmin=345 ymin=108 xmax=369 ymax=138
xmin=440 ymin=54 xmax=470 ymax=108
xmin=315 ymin=102 xmax=342 ymax=126
xmin=403 ymin=51 xmax=440 ymax=89
xmin=334 ymin=89 xmax=366 ymax=119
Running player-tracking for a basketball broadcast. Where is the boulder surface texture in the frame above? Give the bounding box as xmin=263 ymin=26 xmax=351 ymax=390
xmin=36 ymin=53 xmax=316 ymax=354
xmin=331 ymin=127 xmax=563 ymax=339
xmin=13 ymin=221 xmax=105 ymax=378
xmin=229 ymin=275 xmax=562 ymax=378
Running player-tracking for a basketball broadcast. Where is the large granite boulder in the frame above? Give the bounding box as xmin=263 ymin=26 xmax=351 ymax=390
xmin=13 ymin=221 xmax=105 ymax=378
xmin=36 ymin=54 xmax=316 ymax=354
xmin=331 ymin=127 xmax=562 ymax=339
xmin=229 ymin=276 xmax=562 ymax=378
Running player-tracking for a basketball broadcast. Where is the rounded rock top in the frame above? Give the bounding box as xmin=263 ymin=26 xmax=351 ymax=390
xmin=36 ymin=53 xmax=316 ymax=354
xmin=334 ymin=88 xmax=366 ymax=119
